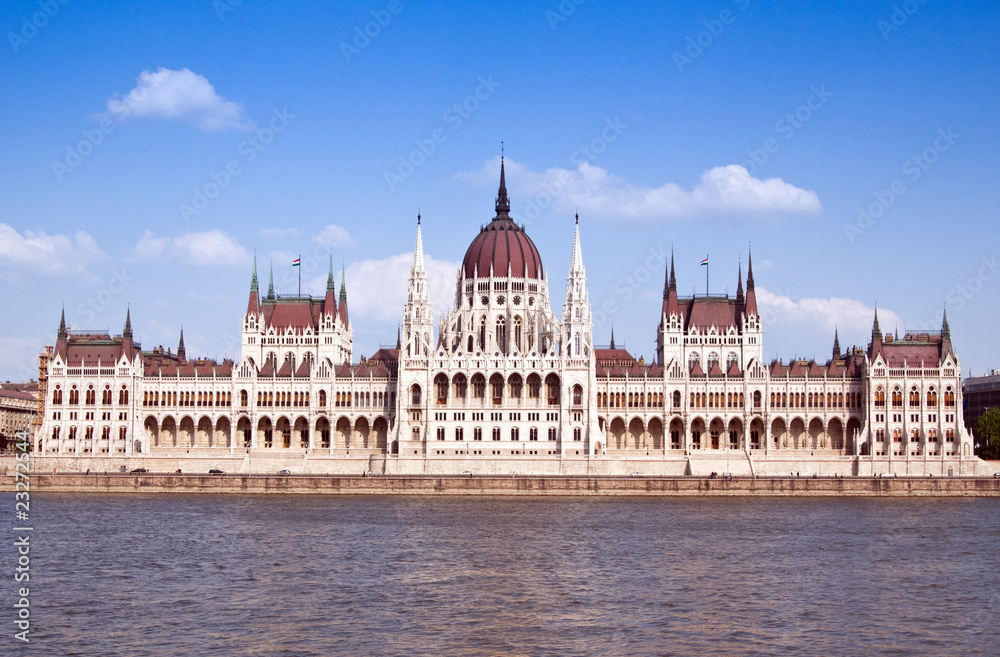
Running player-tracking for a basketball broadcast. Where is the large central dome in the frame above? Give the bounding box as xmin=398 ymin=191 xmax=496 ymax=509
xmin=461 ymin=158 xmax=544 ymax=279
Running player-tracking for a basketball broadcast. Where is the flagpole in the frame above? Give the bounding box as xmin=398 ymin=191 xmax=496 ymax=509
xmin=298 ymin=254 xmax=301 ymax=297
xmin=705 ymin=254 xmax=709 ymax=297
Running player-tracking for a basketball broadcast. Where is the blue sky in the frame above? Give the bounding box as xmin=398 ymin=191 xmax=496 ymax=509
xmin=1 ymin=0 xmax=998 ymax=381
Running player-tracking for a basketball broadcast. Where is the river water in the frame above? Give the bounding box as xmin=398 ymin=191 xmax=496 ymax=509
xmin=6 ymin=494 xmax=1000 ymax=656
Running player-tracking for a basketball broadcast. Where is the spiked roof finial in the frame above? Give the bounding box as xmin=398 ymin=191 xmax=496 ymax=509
xmin=495 ymin=147 xmax=511 ymax=218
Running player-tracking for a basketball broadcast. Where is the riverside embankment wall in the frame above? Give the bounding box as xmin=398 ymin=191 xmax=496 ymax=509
xmin=4 ymin=473 xmax=1000 ymax=496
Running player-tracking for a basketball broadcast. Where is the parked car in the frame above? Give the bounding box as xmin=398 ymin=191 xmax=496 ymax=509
xmin=277 ymin=469 xmax=291 ymax=476
xmin=459 ymin=470 xmax=473 ymax=477
xmin=131 ymin=467 xmax=149 ymax=473
xmin=208 ymin=468 xmax=225 ymax=475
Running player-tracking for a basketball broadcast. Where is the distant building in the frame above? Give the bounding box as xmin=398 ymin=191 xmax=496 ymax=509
xmin=964 ymin=370 xmax=1000 ymax=450
xmin=0 ymin=388 xmax=37 ymax=450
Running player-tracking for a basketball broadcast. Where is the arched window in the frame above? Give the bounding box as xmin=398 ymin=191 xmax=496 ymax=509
xmin=468 ymin=335 xmax=474 ymax=353
xmin=927 ymin=388 xmax=937 ymax=406
xmin=410 ymin=384 xmax=422 ymax=405
xmin=673 ymin=391 xmax=681 ymax=408
xmin=508 ymin=374 xmax=523 ymax=399
xmin=891 ymin=388 xmax=903 ymax=408
xmin=527 ymin=374 xmax=541 ymax=400
xmin=545 ymin=374 xmax=560 ymax=405
xmin=453 ymin=374 xmax=467 ymax=399
xmin=490 ymin=374 xmax=504 ymax=403
xmin=688 ymin=353 xmax=699 ymax=369
xmin=514 ymin=317 xmax=522 ymax=352
xmin=707 ymin=352 xmax=719 ymax=368
xmin=492 ymin=427 xmax=501 ymax=441
xmin=573 ymin=385 xmax=583 ymax=405
xmin=726 ymin=353 xmax=738 ymax=368
xmin=435 ymin=374 xmax=448 ymax=404
xmin=478 ymin=318 xmax=486 ymax=350
xmin=472 ymin=374 xmax=486 ymax=400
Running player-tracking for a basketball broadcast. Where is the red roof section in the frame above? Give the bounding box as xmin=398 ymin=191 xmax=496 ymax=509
xmin=682 ymin=297 xmax=739 ymax=332
xmin=0 ymin=389 xmax=36 ymax=401
xmin=262 ymin=299 xmax=323 ymax=331
xmin=879 ymin=341 xmax=943 ymax=367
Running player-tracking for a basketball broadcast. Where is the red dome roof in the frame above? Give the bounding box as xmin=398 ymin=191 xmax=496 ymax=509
xmin=462 ymin=217 xmax=544 ymax=279
xmin=460 ymin=156 xmax=544 ymax=279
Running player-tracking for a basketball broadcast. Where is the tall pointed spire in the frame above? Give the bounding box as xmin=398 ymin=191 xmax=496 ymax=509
xmin=177 ymin=327 xmax=186 ymax=363
xmin=495 ymin=148 xmax=511 ymax=218
xmin=736 ymin=262 xmax=744 ymax=303
xmin=744 ymin=249 xmax=758 ymax=317
xmin=323 ymin=251 xmax=337 ymax=320
xmin=267 ymin=261 xmax=275 ymax=300
xmin=413 ymin=212 xmax=425 ymax=273
xmin=609 ymin=326 xmax=616 ymax=350
xmin=942 ymin=306 xmax=950 ymax=338
xmin=569 ymin=213 xmax=584 ymax=274
xmin=339 ymin=262 xmax=350 ymax=327
xmin=123 ymin=307 xmax=133 ymax=339
xmin=872 ymin=306 xmax=882 ymax=341
xmin=58 ymin=306 xmax=67 ymax=339
xmin=833 ymin=326 xmax=840 ymax=360
xmin=247 ymin=256 xmax=261 ymax=316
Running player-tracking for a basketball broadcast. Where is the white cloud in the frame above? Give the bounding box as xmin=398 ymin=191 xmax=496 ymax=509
xmin=757 ymin=286 xmax=903 ymax=358
xmin=127 ymin=230 xmax=249 ymax=267
xmin=313 ymin=224 xmax=354 ymax=249
xmin=345 ymin=253 xmax=460 ymax=323
xmin=0 ymin=223 xmax=106 ymax=278
xmin=101 ymin=67 xmax=252 ymax=131
xmin=455 ymin=157 xmax=821 ymax=219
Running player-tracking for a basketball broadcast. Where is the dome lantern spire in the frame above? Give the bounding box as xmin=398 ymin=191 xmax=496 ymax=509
xmin=495 ymin=145 xmax=511 ymax=218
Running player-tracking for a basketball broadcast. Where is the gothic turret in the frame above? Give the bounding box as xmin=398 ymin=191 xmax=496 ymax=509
xmin=562 ymin=213 xmax=592 ymax=358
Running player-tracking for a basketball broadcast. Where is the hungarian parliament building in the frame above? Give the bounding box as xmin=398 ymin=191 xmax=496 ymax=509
xmin=32 ymin=160 xmax=978 ymax=475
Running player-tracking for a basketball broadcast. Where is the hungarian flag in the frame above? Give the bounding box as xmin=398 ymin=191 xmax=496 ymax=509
xmin=292 ymin=258 xmax=300 ymax=267
xmin=700 ymin=257 xmax=709 ymax=266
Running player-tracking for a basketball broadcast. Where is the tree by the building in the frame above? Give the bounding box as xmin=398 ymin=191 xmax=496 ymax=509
xmin=974 ymin=407 xmax=1000 ymax=460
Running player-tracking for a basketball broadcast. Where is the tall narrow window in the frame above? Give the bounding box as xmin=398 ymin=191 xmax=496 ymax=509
xmin=496 ymin=317 xmax=506 ymax=353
